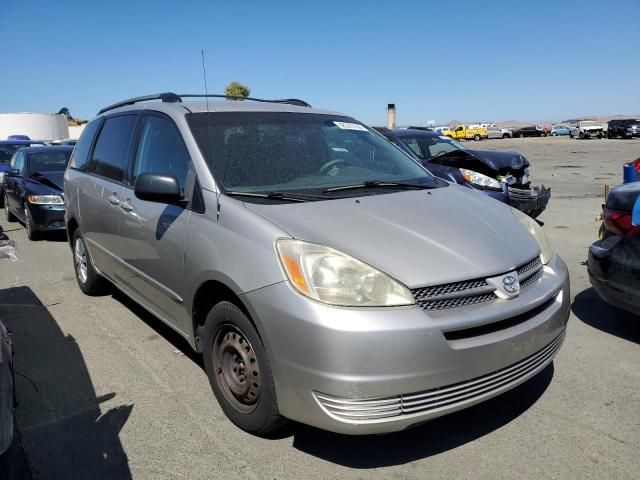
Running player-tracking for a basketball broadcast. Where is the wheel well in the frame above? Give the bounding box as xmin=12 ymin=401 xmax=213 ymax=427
xmin=67 ymin=217 xmax=79 ymax=248
xmin=192 ymin=280 xmax=250 ymax=353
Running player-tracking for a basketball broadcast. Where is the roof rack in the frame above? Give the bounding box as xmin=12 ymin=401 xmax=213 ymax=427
xmin=98 ymin=92 xmax=311 ymax=115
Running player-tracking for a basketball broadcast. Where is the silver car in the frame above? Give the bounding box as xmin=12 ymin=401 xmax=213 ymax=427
xmin=64 ymin=93 xmax=570 ymax=435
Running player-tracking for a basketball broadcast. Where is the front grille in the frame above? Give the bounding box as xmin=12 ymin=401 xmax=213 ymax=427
xmin=315 ymin=331 xmax=565 ymax=423
xmin=508 ymin=186 xmax=537 ymax=200
xmin=412 ymin=256 xmax=544 ymax=311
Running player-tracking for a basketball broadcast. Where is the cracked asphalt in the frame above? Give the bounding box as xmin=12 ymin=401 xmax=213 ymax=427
xmin=0 ymin=136 xmax=638 ymax=479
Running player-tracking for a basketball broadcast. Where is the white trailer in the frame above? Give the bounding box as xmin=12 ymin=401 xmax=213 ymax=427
xmin=0 ymin=113 xmax=70 ymax=141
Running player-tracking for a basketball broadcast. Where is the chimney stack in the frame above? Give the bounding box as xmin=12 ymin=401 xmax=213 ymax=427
xmin=387 ymin=103 xmax=396 ymax=129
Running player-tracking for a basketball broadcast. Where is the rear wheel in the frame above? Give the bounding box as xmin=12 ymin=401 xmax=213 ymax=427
xmin=202 ymin=301 xmax=286 ymax=435
xmin=4 ymin=194 xmax=16 ymax=222
xmin=473 ymin=134 xmax=481 ymax=141
xmin=72 ymin=229 xmax=106 ymax=295
xmin=502 ymin=133 xmax=510 ymax=139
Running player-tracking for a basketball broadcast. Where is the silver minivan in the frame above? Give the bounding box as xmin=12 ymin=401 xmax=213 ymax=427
xmin=64 ymin=93 xmax=570 ymax=435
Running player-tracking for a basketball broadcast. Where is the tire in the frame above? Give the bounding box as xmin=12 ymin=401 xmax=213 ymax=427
xmin=202 ymin=301 xmax=286 ymax=435
xmin=541 ymin=132 xmax=547 ymax=137
xmin=502 ymin=133 xmax=510 ymax=139
xmin=551 ymin=132 xmax=557 ymax=136
xmin=597 ymin=133 xmax=603 ymax=139
xmin=4 ymin=194 xmax=16 ymax=222
xmin=24 ymin=207 xmax=39 ymax=241
xmin=473 ymin=134 xmax=481 ymax=141
xmin=72 ymin=229 xmax=106 ymax=295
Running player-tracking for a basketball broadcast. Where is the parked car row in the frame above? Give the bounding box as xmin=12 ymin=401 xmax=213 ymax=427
xmin=425 ymin=118 xmax=640 ymax=141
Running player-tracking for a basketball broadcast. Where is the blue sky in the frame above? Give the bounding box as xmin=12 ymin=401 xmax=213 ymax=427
xmin=1 ymin=0 xmax=639 ymax=125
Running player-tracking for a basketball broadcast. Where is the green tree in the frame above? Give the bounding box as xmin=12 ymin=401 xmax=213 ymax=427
xmin=57 ymin=107 xmax=71 ymax=119
xmin=224 ymin=81 xmax=250 ymax=100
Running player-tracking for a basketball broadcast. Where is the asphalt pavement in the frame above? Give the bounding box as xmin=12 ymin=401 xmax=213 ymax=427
xmin=0 ymin=136 xmax=638 ymax=479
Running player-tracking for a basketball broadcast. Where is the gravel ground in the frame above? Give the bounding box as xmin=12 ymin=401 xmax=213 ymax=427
xmin=0 ymin=136 xmax=638 ymax=480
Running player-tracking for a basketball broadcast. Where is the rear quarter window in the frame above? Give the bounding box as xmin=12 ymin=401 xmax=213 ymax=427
xmin=68 ymin=119 xmax=101 ymax=171
xmin=87 ymin=114 xmax=137 ymax=182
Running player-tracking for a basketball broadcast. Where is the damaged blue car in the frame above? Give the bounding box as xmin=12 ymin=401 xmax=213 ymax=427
xmin=375 ymin=128 xmax=551 ymax=218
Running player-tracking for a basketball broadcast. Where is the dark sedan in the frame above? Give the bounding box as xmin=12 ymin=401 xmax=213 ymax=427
xmin=0 ymin=140 xmax=45 ymax=207
xmin=588 ymin=182 xmax=640 ymax=316
xmin=4 ymin=146 xmax=72 ymax=240
xmin=512 ymin=126 xmax=547 ymax=138
xmin=375 ymin=128 xmax=550 ymax=218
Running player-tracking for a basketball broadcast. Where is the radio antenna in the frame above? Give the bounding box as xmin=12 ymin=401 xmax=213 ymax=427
xmin=201 ymin=49 xmax=210 ymax=112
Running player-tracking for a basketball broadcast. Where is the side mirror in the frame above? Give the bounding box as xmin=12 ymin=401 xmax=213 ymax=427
xmin=633 ymin=196 xmax=640 ymax=227
xmin=134 ymin=173 xmax=181 ymax=203
xmin=6 ymin=169 xmax=21 ymax=177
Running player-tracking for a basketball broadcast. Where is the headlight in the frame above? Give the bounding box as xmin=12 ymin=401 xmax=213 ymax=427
xmin=0 ymin=172 xmax=5 ymax=183
xmin=275 ymin=239 xmax=415 ymax=307
xmin=511 ymin=208 xmax=553 ymax=264
xmin=460 ymin=169 xmax=501 ymax=190
xmin=27 ymin=195 xmax=64 ymax=205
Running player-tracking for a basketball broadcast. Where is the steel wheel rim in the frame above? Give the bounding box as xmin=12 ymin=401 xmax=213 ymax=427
xmin=213 ymin=325 xmax=261 ymax=413
xmin=74 ymin=238 xmax=88 ymax=284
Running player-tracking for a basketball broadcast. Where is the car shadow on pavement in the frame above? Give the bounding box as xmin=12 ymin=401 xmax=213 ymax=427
xmin=0 ymin=286 xmax=133 ymax=480
xmin=290 ymin=364 xmax=554 ymax=468
xmin=572 ymin=288 xmax=639 ymax=344
xmin=110 ymin=289 xmax=204 ymax=367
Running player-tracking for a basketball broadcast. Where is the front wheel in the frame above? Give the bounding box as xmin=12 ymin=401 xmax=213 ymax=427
xmin=24 ymin=207 xmax=39 ymax=241
xmin=473 ymin=134 xmax=481 ymax=141
xmin=4 ymin=194 xmax=16 ymax=222
xmin=202 ymin=301 xmax=286 ymax=435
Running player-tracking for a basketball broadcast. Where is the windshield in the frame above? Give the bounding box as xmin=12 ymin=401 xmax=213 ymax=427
xmin=28 ymin=150 xmax=71 ymax=175
xmin=187 ymin=112 xmax=438 ymax=195
xmin=399 ymin=134 xmax=465 ymax=160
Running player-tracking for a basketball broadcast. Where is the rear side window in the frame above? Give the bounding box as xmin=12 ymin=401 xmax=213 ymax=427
xmin=68 ymin=119 xmax=101 ymax=171
xmin=132 ymin=114 xmax=190 ymax=195
xmin=88 ymin=115 xmax=137 ymax=182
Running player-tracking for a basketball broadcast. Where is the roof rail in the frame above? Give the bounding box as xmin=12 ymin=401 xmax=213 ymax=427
xmin=97 ymin=92 xmax=311 ymax=115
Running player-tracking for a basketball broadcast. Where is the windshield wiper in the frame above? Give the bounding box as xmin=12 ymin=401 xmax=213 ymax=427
xmin=323 ymin=180 xmax=435 ymax=193
xmin=224 ymin=190 xmax=329 ymax=202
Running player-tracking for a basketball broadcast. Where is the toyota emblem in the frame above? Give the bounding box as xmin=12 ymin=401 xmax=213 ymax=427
xmin=502 ymin=275 xmax=520 ymax=294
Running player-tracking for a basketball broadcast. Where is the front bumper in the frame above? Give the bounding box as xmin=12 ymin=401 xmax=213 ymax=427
xmin=508 ymin=185 xmax=551 ymax=218
xmin=588 ymin=236 xmax=640 ymax=316
xmin=581 ymin=130 xmax=604 ymax=138
xmin=28 ymin=204 xmax=66 ymax=231
xmin=243 ymin=254 xmax=570 ymax=434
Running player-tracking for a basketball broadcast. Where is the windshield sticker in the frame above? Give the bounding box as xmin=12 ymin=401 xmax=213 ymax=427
xmin=333 ymin=121 xmax=368 ymax=131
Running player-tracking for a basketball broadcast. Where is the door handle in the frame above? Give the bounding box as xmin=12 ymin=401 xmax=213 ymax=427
xmin=119 ymin=200 xmax=134 ymax=212
xmin=108 ymin=194 xmax=120 ymax=206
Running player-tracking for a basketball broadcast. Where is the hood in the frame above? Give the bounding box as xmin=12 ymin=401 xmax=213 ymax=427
xmin=27 ymin=171 xmax=64 ymax=193
xmin=429 ymin=149 xmax=529 ymax=172
xmin=244 ymin=185 xmax=540 ymax=288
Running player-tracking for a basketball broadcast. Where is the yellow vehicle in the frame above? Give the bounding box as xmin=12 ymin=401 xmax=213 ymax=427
xmin=442 ymin=125 xmax=487 ymax=141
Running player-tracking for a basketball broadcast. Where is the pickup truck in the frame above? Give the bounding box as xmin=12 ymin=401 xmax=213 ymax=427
xmin=576 ymin=120 xmax=605 ymax=139
xmin=442 ymin=125 xmax=487 ymax=141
